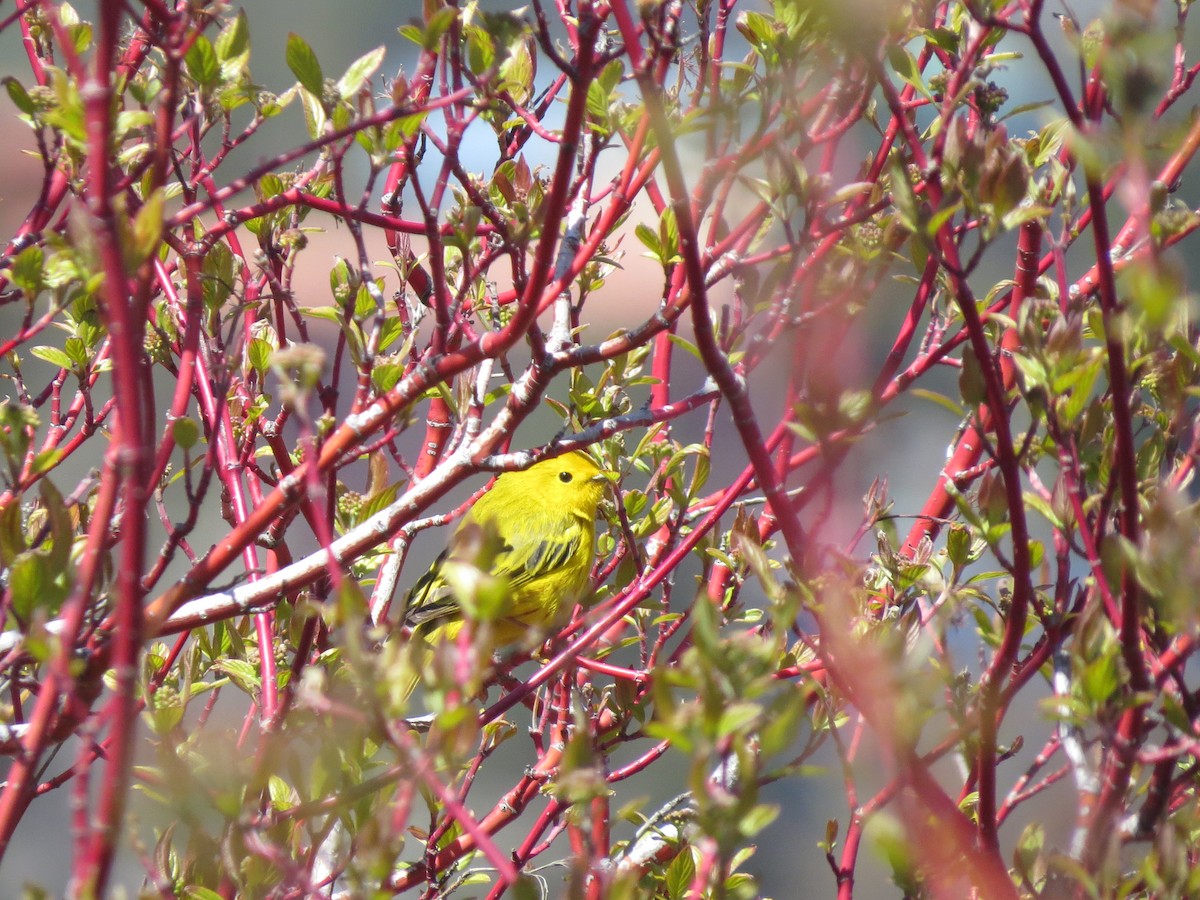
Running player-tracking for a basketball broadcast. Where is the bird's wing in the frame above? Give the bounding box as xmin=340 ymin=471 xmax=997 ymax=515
xmin=402 ymin=547 xmax=457 ymax=627
xmin=402 ymin=518 xmax=585 ymax=628
xmin=493 ymin=523 xmax=582 ymax=590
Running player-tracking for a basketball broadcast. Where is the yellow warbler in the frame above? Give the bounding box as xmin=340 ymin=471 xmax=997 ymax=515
xmin=398 ymin=450 xmax=610 ymax=698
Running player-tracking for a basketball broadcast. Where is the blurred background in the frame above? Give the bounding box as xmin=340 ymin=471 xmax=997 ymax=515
xmin=0 ymin=0 xmax=1164 ymax=894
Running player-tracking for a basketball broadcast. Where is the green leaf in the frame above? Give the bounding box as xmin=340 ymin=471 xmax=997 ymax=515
xmin=466 ymin=26 xmax=494 ymax=74
xmin=945 ymin=523 xmax=973 ymax=569
xmin=147 ymin=686 xmax=184 ymax=734
xmin=29 ymin=346 xmax=75 ymax=370
xmin=215 ymin=10 xmax=250 ymax=64
xmin=337 ymin=46 xmax=385 ymax=99
xmin=68 ymin=22 xmax=92 ymax=55
xmin=297 ymin=305 xmax=342 ymax=323
xmin=359 ymin=482 xmax=400 ymax=522
xmin=378 ymin=315 xmax=405 ymax=352
xmin=998 ymin=99 xmax=1053 ymax=123
xmin=247 ymin=337 xmax=273 ymax=374
xmin=404 ymin=7 xmax=457 ymax=52
xmin=129 ymin=191 xmax=164 ymax=270
xmin=666 ymin=847 xmax=696 ymax=899
xmin=910 ymin=387 xmax=964 ymax=417
xmin=739 ymin=803 xmax=780 ymax=837
xmin=0 ymin=501 xmax=25 ymax=566
xmin=63 ymin=336 xmax=88 ymax=368
xmin=299 ymin=86 xmax=327 ymax=139
xmin=633 ymin=222 xmax=660 ymax=259
xmin=353 ymin=283 xmax=379 ymax=320
xmin=267 ymin=775 xmax=296 ymax=811
xmin=31 ymin=449 xmax=63 ymax=475
xmin=886 ymin=45 xmax=931 ymax=100
xmin=10 ymin=552 xmax=68 ymax=620
xmin=384 ymin=111 xmax=426 ymax=148
xmin=657 ymin=206 xmax=680 ymax=263
xmin=212 ymin=659 xmax=261 ymax=696
xmin=371 ymin=363 xmax=402 ymax=393
xmin=738 ymin=11 xmax=777 ymax=54
xmin=259 ymin=172 xmax=284 ymax=199
xmin=1080 ymin=652 xmax=1119 ymax=704
xmin=37 ymin=479 xmax=70 ymax=571
xmin=923 ymin=26 xmax=961 ymax=54
xmin=498 ymin=40 xmax=533 ymax=101
xmin=172 ymin=417 xmax=201 ymax=450
xmin=10 ymin=246 xmax=45 ymax=296
xmin=329 ymin=256 xmax=356 ymax=303
xmin=3 ymin=77 xmax=35 ymax=115
xmin=1023 ymin=491 xmax=1061 ymax=529
xmin=286 ymin=32 xmax=324 ymax=96
xmin=717 ymin=701 xmax=762 ymax=738
xmin=201 ymin=241 xmax=235 ymax=310
xmin=1013 ymin=821 xmax=1045 ymax=882
xmin=115 ymin=110 xmax=154 ymax=140
xmin=959 ymin=345 xmax=986 ymax=405
xmin=185 ymin=35 xmax=220 ymax=90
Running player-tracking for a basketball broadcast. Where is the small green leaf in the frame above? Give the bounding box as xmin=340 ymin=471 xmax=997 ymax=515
xmin=68 ymin=22 xmax=92 ymax=55
xmin=635 ymin=222 xmax=661 ymax=260
xmin=31 ymin=449 xmax=63 ymax=476
xmin=666 ymin=847 xmax=696 ymax=899
xmin=297 ymin=305 xmax=342 ymax=323
xmin=886 ymin=45 xmax=931 ymax=99
xmin=215 ymin=10 xmax=250 ymax=64
xmin=910 ymin=387 xmax=964 ymax=417
xmin=63 ymin=336 xmax=88 ymax=368
xmin=172 ymin=417 xmax=201 ymax=450
xmin=212 ymin=659 xmax=261 ymax=696
xmin=1013 ymin=821 xmax=1045 ymax=882
xmin=946 ymin=523 xmax=973 ymax=569
xmin=408 ymin=7 xmax=457 ymax=52
xmin=147 ymin=686 xmax=184 ymax=734
xmin=129 ymin=191 xmax=165 ymax=270
xmin=959 ymin=345 xmax=986 ymax=406
xmin=337 ymin=46 xmax=385 ymax=99
xmin=658 ymin=206 xmax=679 ymax=261
xmin=739 ymin=803 xmax=780 ymax=837
xmin=923 ymin=27 xmax=961 ymax=54
xmin=353 ymin=283 xmax=377 ymax=320
xmin=329 ymin=257 xmax=356 ymax=303
xmin=1023 ymin=491 xmax=1061 ymax=529
xmin=10 ymin=552 xmax=68 ymax=620
xmin=247 ymin=338 xmax=274 ymax=374
xmin=286 ymin=32 xmax=324 ymax=96
xmin=185 ymin=35 xmax=220 ymax=89
xmin=0 ymin=502 xmax=25 ymax=566
xmin=259 ymin=172 xmax=284 ymax=199
xmin=201 ymin=241 xmax=235 ymax=310
xmin=299 ymin=86 xmax=327 ymax=138
xmin=182 ymin=885 xmax=225 ymax=899
xmin=10 ymin=246 xmax=45 ymax=296
xmin=3 ymin=77 xmax=35 ymax=115
xmin=1080 ymin=653 xmax=1119 ymax=704
xmin=359 ymin=483 xmax=400 ymax=522
xmin=267 ymin=775 xmax=296 ymax=811
xmin=29 ymin=346 xmax=75 ymax=370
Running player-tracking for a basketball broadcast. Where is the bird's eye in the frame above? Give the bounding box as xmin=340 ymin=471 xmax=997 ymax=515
xmin=559 ymin=471 xmax=573 ymax=483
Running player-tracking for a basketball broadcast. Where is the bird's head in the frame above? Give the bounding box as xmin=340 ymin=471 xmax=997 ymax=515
xmin=505 ymin=449 xmax=613 ymax=516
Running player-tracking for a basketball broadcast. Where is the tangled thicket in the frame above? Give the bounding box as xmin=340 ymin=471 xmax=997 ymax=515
xmin=2 ymin=0 xmax=1200 ymax=897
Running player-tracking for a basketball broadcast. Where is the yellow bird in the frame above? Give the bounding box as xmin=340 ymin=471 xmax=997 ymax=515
xmin=398 ymin=450 xmax=610 ymax=699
